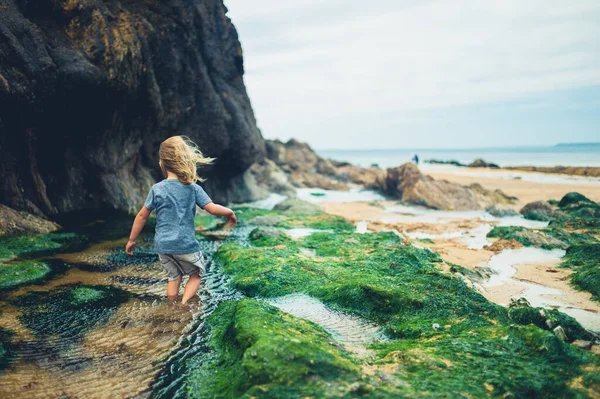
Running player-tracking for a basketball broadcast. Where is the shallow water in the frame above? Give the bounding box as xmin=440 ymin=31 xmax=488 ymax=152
xmin=285 ymin=228 xmax=332 ymax=239
xmin=267 ymin=294 xmax=384 ymax=356
xmin=297 ymin=187 xmax=385 ymax=203
xmin=483 ymin=247 xmax=600 ymax=332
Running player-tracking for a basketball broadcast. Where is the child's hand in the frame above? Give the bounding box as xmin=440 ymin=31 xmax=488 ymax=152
xmin=126 ymin=240 xmax=136 ymax=255
xmin=228 ymin=212 xmax=237 ymax=226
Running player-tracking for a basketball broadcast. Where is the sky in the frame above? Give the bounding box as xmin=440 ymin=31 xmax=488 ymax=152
xmin=224 ymin=0 xmax=600 ymax=150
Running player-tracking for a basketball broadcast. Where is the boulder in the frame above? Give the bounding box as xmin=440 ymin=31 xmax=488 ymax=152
xmin=274 ymin=198 xmax=322 ymax=215
xmin=0 ymin=0 xmax=265 ymax=219
xmin=486 ymin=205 xmax=520 ymax=218
xmin=0 ymin=204 xmax=60 ymax=236
xmin=249 ymin=227 xmax=288 ymax=242
xmin=468 ymin=159 xmax=500 ymax=168
xmin=384 ymin=163 xmax=515 ymax=211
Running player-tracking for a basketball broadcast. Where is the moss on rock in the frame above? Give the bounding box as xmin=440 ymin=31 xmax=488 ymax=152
xmin=186 ymin=299 xmax=367 ymax=398
xmin=218 ymin=230 xmax=506 ymax=339
xmin=14 ymin=284 xmax=130 ymax=339
xmin=233 ymin=205 xmax=354 ymax=232
xmin=561 ymin=244 xmax=600 ymax=301
xmin=0 ymin=261 xmax=53 ymax=290
xmin=372 ymin=325 xmax=599 ymax=398
xmin=0 ymin=232 xmax=88 ymax=262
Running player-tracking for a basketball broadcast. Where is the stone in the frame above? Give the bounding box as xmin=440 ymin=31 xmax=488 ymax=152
xmin=384 ymin=163 xmax=515 ymax=211
xmin=553 ymin=326 xmax=568 ymax=342
xmin=0 ymin=204 xmax=60 ymax=236
xmin=0 ymin=0 xmax=265 ymax=219
xmin=486 ymin=205 xmax=520 ymax=218
xmin=468 ymin=159 xmax=500 ymax=168
xmin=571 ymin=340 xmax=592 ymax=350
xmin=248 ymin=215 xmax=287 ymax=226
xmin=274 ymin=198 xmax=323 ymax=215
xmin=248 ymin=227 xmax=288 ymax=242
xmin=483 ymin=239 xmax=524 ymax=253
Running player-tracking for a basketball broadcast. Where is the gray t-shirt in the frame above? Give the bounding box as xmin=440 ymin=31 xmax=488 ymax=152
xmin=144 ymin=179 xmax=212 ymax=254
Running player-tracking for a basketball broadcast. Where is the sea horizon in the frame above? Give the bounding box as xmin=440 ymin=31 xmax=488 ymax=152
xmin=316 ymin=143 xmax=600 ymax=169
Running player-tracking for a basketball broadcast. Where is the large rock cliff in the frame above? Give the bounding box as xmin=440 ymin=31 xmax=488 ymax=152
xmin=0 ymin=0 xmax=265 ymax=220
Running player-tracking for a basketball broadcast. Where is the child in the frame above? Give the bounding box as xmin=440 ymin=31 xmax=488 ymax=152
xmin=125 ymin=136 xmax=237 ymax=304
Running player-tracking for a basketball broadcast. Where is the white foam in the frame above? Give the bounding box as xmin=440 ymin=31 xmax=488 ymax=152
xmin=285 ymin=228 xmax=331 ymax=239
xmin=297 ymin=187 xmax=385 ymax=203
xmin=244 ymin=193 xmax=287 ymax=210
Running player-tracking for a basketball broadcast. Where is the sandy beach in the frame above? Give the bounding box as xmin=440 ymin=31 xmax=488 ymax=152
xmin=427 ymin=167 xmax=600 ymax=207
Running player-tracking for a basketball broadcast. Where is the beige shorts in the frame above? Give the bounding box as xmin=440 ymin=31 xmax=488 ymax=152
xmin=158 ymin=252 xmax=206 ymax=281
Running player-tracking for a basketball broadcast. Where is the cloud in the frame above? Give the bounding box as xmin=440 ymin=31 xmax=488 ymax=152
xmin=224 ymin=0 xmax=600 ymax=148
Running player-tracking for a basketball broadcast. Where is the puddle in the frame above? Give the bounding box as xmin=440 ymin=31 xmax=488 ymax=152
xmin=486 ymin=248 xmax=566 ymax=286
xmin=299 ymin=248 xmax=317 ymax=257
xmin=405 ymin=224 xmax=493 ymax=249
xmin=356 ymin=221 xmax=368 ymax=234
xmin=266 ymin=294 xmax=384 ymax=356
xmin=482 ymin=247 xmax=600 ymax=332
xmin=243 ymin=193 xmax=288 ymax=210
xmin=297 ymin=187 xmax=385 ymax=203
xmin=285 ymin=228 xmax=332 ymax=239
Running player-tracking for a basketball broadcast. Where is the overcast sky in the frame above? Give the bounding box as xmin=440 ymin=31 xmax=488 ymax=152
xmin=224 ymin=0 xmax=600 ymax=149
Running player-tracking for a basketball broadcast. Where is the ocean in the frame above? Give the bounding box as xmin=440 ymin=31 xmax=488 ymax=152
xmin=317 ymin=145 xmax=600 ymax=169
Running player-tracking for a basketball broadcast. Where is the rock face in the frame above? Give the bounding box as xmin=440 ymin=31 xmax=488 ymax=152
xmin=506 ymin=166 xmax=600 ymax=178
xmin=266 ymin=139 xmax=386 ymax=190
xmin=385 ymin=163 xmax=515 ymax=210
xmin=0 ymin=0 xmax=265 ymax=219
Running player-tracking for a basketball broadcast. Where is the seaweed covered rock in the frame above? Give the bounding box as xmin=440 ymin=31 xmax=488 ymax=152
xmin=0 ymin=0 xmax=265 ymax=219
xmin=186 ymin=299 xmax=366 ymax=398
xmin=0 ymin=232 xmax=88 ymax=262
xmin=385 ymin=163 xmax=515 ymax=210
xmin=552 ymin=192 xmax=600 ymax=228
xmin=0 ymin=261 xmax=52 ymax=290
xmin=486 ymin=226 xmax=568 ymax=250
xmin=14 ymin=284 xmax=130 ymax=339
xmin=507 ymin=298 xmax=593 ymax=342
xmin=248 ymin=227 xmax=289 ymax=246
xmin=520 ymin=200 xmax=556 ymax=222
xmin=217 ymin=230 xmax=506 ymax=338
xmin=561 ymin=244 xmax=600 ymax=301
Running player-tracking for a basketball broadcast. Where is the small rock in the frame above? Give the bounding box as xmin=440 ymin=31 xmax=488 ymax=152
xmin=486 ymin=205 xmax=520 ymax=218
xmin=432 ymin=323 xmax=441 ymax=330
xmin=553 ymin=326 xmax=568 ymax=342
xmin=248 ymin=215 xmax=286 ymax=226
xmin=546 ymin=319 xmax=555 ymax=330
xmin=572 ymin=340 xmax=592 ymax=350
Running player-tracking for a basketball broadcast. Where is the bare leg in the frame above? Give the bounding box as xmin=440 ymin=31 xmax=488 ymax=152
xmin=181 ymin=273 xmax=201 ymax=304
xmin=167 ymin=277 xmax=182 ymax=302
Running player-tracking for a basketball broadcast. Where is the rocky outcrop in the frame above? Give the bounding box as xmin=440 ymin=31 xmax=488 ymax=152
xmin=0 ymin=204 xmax=60 ymax=236
xmin=425 ymin=159 xmax=466 ymax=167
xmin=0 ymin=0 xmax=264 ymax=219
xmin=506 ymin=166 xmax=600 ymax=178
xmin=265 ymin=139 xmax=385 ymax=191
xmin=384 ymin=163 xmax=515 ymax=210
xmin=468 ymin=159 xmax=500 ymax=169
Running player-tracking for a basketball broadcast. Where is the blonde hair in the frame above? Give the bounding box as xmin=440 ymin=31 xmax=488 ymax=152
xmin=159 ymin=136 xmax=215 ymax=184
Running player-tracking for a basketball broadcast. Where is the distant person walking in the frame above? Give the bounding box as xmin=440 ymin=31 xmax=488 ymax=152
xmin=412 ymin=153 xmax=419 ymax=165
xmin=126 ymin=136 xmax=237 ymax=305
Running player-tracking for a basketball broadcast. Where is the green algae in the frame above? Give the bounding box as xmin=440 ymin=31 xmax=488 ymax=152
xmin=194 ymin=214 xmax=220 ymax=230
xmin=0 ymin=261 xmax=53 ymax=290
xmin=486 ymin=226 xmax=568 ymax=250
xmin=14 ymin=284 xmax=130 ymax=339
xmin=508 ymin=300 xmax=593 ymax=342
xmin=372 ymin=325 xmax=599 ymax=398
xmin=186 ymin=299 xmax=367 ymax=399
xmin=232 ymin=205 xmax=354 ymax=232
xmin=0 ymin=232 xmax=88 ymax=262
xmin=217 ymin=230 xmax=507 ymax=339
xmin=561 ymin=244 xmax=600 ymax=301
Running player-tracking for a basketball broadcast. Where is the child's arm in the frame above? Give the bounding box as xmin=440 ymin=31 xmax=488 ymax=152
xmin=204 ymin=203 xmax=237 ymax=226
xmin=126 ymin=206 xmax=152 ymax=255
